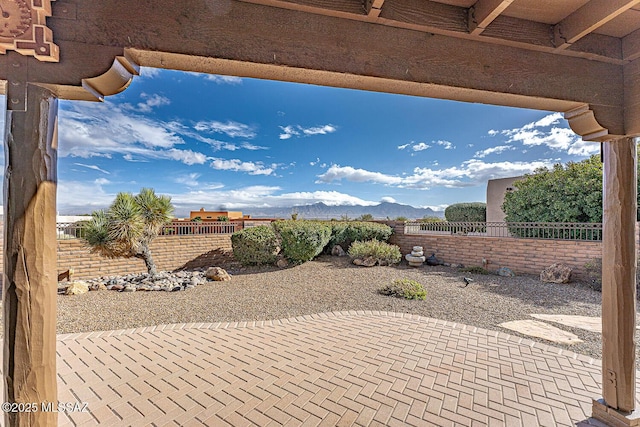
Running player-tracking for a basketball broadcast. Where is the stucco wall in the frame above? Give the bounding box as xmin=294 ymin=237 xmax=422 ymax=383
xmin=486 ymin=176 xmax=523 ymax=223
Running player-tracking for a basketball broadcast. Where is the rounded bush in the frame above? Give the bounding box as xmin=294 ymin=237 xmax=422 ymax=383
xmin=323 ymin=221 xmax=393 ymax=252
xmin=231 ymin=225 xmax=280 ymax=265
xmin=444 ymin=202 xmax=486 ymax=222
xmin=347 ymin=239 xmax=401 ymax=265
xmin=273 ymin=220 xmax=332 ymax=264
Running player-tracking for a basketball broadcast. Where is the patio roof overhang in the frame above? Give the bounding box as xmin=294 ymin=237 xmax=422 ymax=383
xmin=0 ymin=0 xmax=638 ymax=425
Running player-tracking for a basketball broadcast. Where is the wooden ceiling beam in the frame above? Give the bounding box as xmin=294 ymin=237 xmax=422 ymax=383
xmin=554 ymin=0 xmax=640 ymax=51
xmin=243 ymin=0 xmax=624 ymax=63
xmin=623 ymin=28 xmax=640 ymax=62
xmin=364 ymin=0 xmax=385 ymax=17
xmin=468 ymin=0 xmax=514 ymax=36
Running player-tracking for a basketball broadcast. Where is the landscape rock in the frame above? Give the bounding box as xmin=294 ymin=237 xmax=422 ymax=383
xmin=497 ymin=267 xmax=515 ymax=277
xmin=353 ymin=258 xmax=364 ymax=266
xmin=276 ymin=258 xmax=289 ymax=268
xmin=89 ymin=283 xmax=107 ymax=291
xmin=331 ymin=245 xmax=346 ymax=257
xmin=541 ymin=263 xmax=572 ymax=284
xmin=65 ymin=281 xmax=89 ymax=295
xmin=206 ymin=267 xmax=232 ymax=281
xmin=60 ymin=270 xmax=211 ymax=294
xmin=362 ymin=257 xmax=377 ymax=267
xmin=426 ymin=253 xmax=443 ymax=266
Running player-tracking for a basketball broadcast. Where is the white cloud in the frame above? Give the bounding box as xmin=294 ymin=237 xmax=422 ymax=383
xmin=169 ymin=187 xmax=378 ymax=211
xmin=210 ymin=158 xmax=275 ymax=175
xmin=135 ymin=93 xmax=170 ymax=112
xmin=397 ymin=144 xmax=410 ymax=150
xmin=139 ymin=67 xmax=161 ymax=79
xmin=58 ymin=101 xmax=209 ymax=165
xmin=194 ymin=120 xmax=256 ymax=139
xmin=302 ymin=124 xmax=336 ymax=136
xmin=310 ymin=157 xmax=320 ymax=166
xmin=435 ymin=140 xmax=455 ymax=149
xmin=279 ymin=124 xmax=337 ymax=139
xmin=412 ymin=143 xmax=431 ymax=152
xmin=473 ymin=145 xmax=515 ymax=159
xmin=380 ymin=196 xmax=396 ymax=203
xmin=206 ymin=75 xmax=243 ymax=85
xmin=492 ymin=112 xmax=598 ymax=156
xmin=487 ymin=130 xmax=498 ymax=136
xmin=279 ymin=125 xmax=299 ymax=140
xmin=56 ymin=180 xmax=114 ymax=214
xmin=174 ymin=173 xmax=202 ymax=187
xmin=317 ymin=159 xmax=554 ymax=190
xmin=241 ymin=142 xmax=268 ymax=150
xmin=73 ymin=163 xmax=110 ymax=174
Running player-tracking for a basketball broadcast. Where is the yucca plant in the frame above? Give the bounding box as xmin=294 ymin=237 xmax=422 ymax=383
xmin=83 ymin=188 xmax=174 ymax=275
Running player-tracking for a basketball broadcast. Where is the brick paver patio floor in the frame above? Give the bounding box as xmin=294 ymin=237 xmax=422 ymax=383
xmin=39 ymin=312 xmax=640 ymax=425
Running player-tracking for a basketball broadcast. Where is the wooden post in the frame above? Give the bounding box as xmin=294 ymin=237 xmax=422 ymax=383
xmin=3 ymin=83 xmax=58 ymax=426
xmin=595 ymin=137 xmax=639 ymax=423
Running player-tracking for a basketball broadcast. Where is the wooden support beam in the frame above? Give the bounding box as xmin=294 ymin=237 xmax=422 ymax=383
xmin=554 ymin=0 xmax=640 ymax=51
xmin=364 ymin=0 xmax=384 ymax=18
xmin=468 ymin=0 xmax=514 ymax=36
xmin=3 ymin=81 xmax=59 ymax=426
xmin=594 ymin=137 xmax=639 ymax=424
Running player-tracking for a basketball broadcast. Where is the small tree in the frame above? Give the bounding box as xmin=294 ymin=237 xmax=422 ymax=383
xmin=83 ymin=188 xmax=174 ymax=275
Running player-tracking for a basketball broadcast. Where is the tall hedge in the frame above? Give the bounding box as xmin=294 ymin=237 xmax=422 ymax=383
xmin=444 ymin=203 xmax=486 ymax=222
xmin=231 ymin=225 xmax=280 ymax=265
xmin=272 ymin=220 xmax=332 ymax=264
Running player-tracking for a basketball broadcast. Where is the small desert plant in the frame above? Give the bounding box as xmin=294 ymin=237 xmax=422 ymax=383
xmin=231 ymin=225 xmax=280 ymax=265
xmin=272 ymin=220 xmax=332 ymax=264
xmin=379 ymin=279 xmax=426 ymax=300
xmin=217 ymin=216 xmax=229 ymax=222
xmin=348 ymin=239 xmax=401 ymax=265
xmin=459 ymin=266 xmax=489 ymax=275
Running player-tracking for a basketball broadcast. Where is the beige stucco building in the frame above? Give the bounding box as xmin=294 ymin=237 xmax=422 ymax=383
xmin=486 ymin=176 xmax=523 ymax=223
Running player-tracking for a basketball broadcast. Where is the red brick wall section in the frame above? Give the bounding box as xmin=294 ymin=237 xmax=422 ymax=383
xmin=382 ymin=221 xmax=604 ymax=280
xmin=56 ymin=234 xmax=233 ymax=279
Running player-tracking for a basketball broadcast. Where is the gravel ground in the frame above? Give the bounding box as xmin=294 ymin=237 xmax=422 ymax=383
xmin=55 ymin=254 xmax=639 ymax=367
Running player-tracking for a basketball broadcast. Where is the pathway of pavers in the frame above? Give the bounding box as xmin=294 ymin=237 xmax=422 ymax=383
xmin=10 ymin=311 xmax=640 ymax=426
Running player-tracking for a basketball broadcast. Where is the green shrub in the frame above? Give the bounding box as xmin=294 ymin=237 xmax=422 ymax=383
xmin=348 ymin=239 xmax=401 ymax=265
xmin=444 ymin=202 xmax=486 ymax=222
xmin=231 ymin=225 xmax=280 ymax=265
xmin=379 ymin=279 xmax=426 ymax=300
xmin=459 ymin=266 xmax=489 ymax=275
xmin=217 ymin=216 xmax=229 ymax=222
xmin=272 ymin=220 xmax=332 ymax=264
xmin=323 ymin=221 xmax=393 ymax=252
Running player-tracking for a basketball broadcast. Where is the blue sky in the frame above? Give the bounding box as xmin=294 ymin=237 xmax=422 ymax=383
xmin=3 ymin=68 xmax=600 ymax=216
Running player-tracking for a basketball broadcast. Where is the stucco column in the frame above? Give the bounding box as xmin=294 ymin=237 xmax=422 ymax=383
xmin=3 ymin=83 xmax=58 ymax=426
xmin=594 ymin=137 xmax=638 ymax=424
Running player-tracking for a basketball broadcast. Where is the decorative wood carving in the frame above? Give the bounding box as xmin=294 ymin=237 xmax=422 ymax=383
xmin=0 ymin=0 xmax=58 ymax=62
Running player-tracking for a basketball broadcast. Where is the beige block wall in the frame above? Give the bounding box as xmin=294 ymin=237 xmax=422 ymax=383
xmin=385 ymin=221 xmax=603 ymax=280
xmin=56 ymin=234 xmax=233 ymax=279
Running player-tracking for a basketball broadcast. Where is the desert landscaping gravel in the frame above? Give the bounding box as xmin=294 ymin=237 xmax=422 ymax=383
xmin=55 ymin=255 xmax=640 ymax=368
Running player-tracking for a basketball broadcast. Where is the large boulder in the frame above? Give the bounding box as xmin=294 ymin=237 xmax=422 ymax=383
xmin=540 ymin=263 xmax=572 ymax=284
xmin=206 ymin=267 xmax=232 ymax=281
xmin=65 ymin=281 xmax=89 ymax=295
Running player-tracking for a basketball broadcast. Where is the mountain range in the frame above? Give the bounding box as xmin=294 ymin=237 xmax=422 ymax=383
xmin=243 ymin=202 xmax=444 ymax=220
